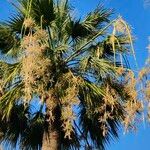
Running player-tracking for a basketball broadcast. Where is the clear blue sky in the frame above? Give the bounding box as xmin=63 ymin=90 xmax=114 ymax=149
xmin=1 ymin=0 xmax=150 ymax=150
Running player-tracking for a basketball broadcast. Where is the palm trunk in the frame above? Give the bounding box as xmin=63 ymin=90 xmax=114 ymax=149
xmin=42 ymin=106 xmax=61 ymax=150
xmin=42 ymin=128 xmax=60 ymax=150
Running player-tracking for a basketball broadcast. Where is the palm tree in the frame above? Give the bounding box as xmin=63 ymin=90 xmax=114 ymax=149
xmin=0 ymin=0 xmax=141 ymax=149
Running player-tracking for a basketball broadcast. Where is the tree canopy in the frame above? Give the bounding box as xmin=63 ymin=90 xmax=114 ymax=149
xmin=0 ymin=0 xmax=142 ymax=149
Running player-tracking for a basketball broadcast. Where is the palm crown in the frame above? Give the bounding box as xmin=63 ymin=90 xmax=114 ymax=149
xmin=0 ymin=0 xmax=141 ymax=149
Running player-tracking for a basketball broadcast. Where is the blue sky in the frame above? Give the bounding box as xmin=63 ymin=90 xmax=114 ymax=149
xmin=1 ymin=0 xmax=150 ymax=150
